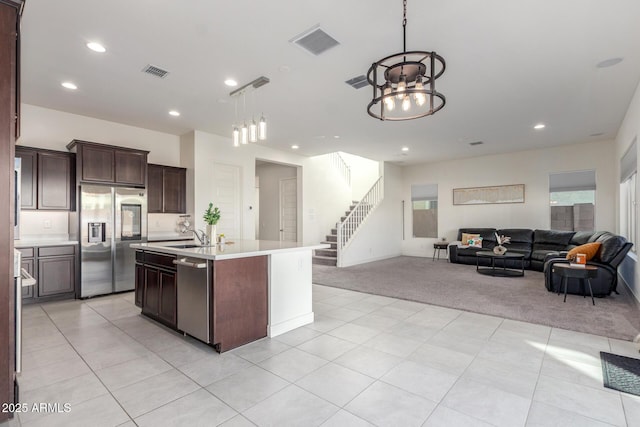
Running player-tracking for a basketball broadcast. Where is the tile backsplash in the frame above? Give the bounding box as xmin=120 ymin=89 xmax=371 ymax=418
xmin=20 ymin=210 xmax=69 ymax=240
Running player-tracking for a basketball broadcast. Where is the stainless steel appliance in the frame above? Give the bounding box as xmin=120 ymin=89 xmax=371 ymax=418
xmin=14 ymin=158 xmax=20 ymax=238
xmin=80 ymin=185 xmax=147 ymax=297
xmin=175 ymin=257 xmax=210 ymax=343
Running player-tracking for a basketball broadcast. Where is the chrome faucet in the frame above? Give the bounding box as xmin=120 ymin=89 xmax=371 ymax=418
xmin=181 ymin=226 xmax=210 ymax=246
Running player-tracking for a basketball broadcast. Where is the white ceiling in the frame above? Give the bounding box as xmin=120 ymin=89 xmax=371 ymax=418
xmin=20 ymin=0 xmax=640 ymax=165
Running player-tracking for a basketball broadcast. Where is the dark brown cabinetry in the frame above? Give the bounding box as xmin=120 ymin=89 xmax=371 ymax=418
xmin=79 ymin=143 xmax=114 ymax=183
xmin=67 ymin=140 xmax=149 ymax=187
xmin=1 ymin=1 xmax=23 ymax=418
xmin=136 ymin=250 xmax=177 ymax=328
xmin=15 ymin=147 xmax=74 ymax=211
xmin=147 ymin=164 xmax=186 ymax=213
xmin=18 ymin=245 xmax=76 ymax=303
xmin=16 ymin=147 xmax=35 ymax=208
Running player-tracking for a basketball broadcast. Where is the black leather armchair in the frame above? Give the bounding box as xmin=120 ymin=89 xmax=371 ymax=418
xmin=543 ymin=232 xmax=632 ymax=296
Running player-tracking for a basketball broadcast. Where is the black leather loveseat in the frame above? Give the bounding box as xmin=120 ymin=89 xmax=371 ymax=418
xmin=449 ymin=228 xmax=632 ymax=296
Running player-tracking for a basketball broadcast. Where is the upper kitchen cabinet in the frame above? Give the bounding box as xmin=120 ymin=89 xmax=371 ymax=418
xmin=67 ymin=140 xmax=149 ymax=187
xmin=115 ymin=149 xmax=147 ymax=186
xmin=38 ymin=151 xmax=73 ymax=210
xmin=148 ymin=163 xmax=186 ymax=213
xmin=15 ymin=146 xmax=75 ymax=211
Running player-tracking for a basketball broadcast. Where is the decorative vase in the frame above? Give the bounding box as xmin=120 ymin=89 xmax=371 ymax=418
xmin=493 ymin=245 xmax=507 ymax=255
xmin=206 ymin=224 xmax=216 ymax=244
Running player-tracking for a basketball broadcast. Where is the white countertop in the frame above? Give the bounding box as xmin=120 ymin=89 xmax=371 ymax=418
xmin=15 ymin=239 xmax=79 ymax=248
xmin=131 ymin=239 xmax=330 ymax=260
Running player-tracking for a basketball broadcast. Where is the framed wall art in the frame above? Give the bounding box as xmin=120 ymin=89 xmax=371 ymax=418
xmin=453 ymin=184 xmax=525 ymax=205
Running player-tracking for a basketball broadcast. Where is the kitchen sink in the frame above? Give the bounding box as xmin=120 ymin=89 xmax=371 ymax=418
xmin=166 ymin=244 xmax=202 ymax=249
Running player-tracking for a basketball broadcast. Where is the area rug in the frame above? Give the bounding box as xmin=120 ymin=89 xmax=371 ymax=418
xmin=312 ymin=256 xmax=640 ymax=341
xmin=601 ymin=352 xmax=640 ymax=396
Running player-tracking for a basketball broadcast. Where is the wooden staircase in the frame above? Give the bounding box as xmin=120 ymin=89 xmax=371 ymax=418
xmin=313 ymin=202 xmax=358 ymax=266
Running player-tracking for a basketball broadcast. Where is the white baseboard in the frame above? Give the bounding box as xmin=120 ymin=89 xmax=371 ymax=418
xmin=268 ymin=312 xmax=314 ymax=337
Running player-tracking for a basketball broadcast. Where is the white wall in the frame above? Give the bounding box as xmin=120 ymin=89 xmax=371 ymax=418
xmin=300 ymin=154 xmax=353 ymax=245
xmin=339 ymin=152 xmax=380 ymax=200
xmin=401 ymin=140 xmax=617 ymax=257
xmin=615 ymin=80 xmax=640 ymax=303
xmin=181 ymin=130 xmax=308 ymax=240
xmin=255 ymin=162 xmax=297 ymax=241
xmin=341 ymin=162 xmax=403 ymax=267
xmin=19 ymin=104 xmax=181 ymax=166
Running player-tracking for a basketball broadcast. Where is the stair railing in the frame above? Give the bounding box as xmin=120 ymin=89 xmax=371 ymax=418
xmin=336 ymin=176 xmax=384 ymax=266
xmin=330 ymin=152 xmax=351 ymax=187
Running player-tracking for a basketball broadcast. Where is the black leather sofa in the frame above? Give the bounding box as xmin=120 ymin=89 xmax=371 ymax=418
xmin=449 ymin=228 xmax=632 ymax=296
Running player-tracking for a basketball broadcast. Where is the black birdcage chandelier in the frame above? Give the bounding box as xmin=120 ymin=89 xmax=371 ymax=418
xmin=367 ymin=0 xmax=446 ymax=121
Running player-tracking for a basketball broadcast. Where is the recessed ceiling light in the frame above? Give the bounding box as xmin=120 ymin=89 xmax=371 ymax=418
xmin=169 ymin=110 xmax=180 ymax=117
xmin=224 ymin=79 xmax=238 ymax=87
xmin=61 ymin=81 xmax=77 ymax=90
xmin=333 ymin=135 xmax=340 ymax=139
xmin=596 ymin=57 xmax=623 ymax=68
xmin=401 ymin=147 xmax=409 ymax=152
xmin=291 ymin=145 xmax=299 ymax=150
xmin=590 ymin=132 xmax=604 ymax=137
xmin=534 ymin=123 xmax=545 ymax=130
xmin=86 ymin=42 xmax=106 ymax=53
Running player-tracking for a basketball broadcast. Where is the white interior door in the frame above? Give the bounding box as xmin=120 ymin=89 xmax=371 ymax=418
xmin=213 ymin=163 xmax=241 ymax=239
xmin=279 ymin=177 xmax=297 ymax=242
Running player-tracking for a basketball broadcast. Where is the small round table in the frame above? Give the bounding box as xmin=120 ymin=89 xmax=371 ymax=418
xmin=552 ymin=263 xmax=599 ymax=305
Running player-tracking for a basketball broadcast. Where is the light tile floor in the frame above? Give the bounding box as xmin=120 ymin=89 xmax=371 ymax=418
xmin=2 ymin=284 xmax=640 ymax=426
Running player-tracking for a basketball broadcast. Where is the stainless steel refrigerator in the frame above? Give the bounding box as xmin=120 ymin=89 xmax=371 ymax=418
xmin=79 ymin=185 xmax=147 ymax=298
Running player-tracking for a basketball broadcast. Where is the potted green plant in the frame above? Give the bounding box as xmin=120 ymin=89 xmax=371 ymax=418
xmin=203 ymin=203 xmax=221 ymax=243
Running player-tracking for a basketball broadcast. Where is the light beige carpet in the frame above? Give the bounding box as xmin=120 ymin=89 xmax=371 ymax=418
xmin=312 ymin=256 xmax=640 ymax=341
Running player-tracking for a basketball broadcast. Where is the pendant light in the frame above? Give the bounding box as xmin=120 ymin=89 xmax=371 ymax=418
xmin=241 ymin=122 xmax=248 ymax=145
xmin=258 ymin=114 xmax=267 ymax=140
xmin=249 ymin=118 xmax=258 ymax=143
xmin=229 ymin=76 xmax=270 ymax=146
xmin=366 ymin=0 xmax=446 ymax=121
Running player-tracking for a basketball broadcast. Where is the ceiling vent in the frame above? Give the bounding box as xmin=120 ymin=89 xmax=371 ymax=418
xmin=469 ymin=141 xmax=484 ymax=146
xmin=290 ymin=25 xmax=340 ymax=56
xmin=345 ymin=75 xmax=368 ymax=89
xmin=142 ymin=64 xmax=170 ymax=79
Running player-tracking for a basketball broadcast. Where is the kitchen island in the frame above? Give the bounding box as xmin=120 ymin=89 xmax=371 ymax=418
xmin=130 ymin=239 xmax=328 ymax=352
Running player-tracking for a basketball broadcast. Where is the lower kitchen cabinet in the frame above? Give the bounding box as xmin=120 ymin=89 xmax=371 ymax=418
xmin=136 ymin=250 xmax=177 ymax=328
xmin=38 ymin=256 xmax=75 ymax=297
xmin=158 ymin=270 xmax=177 ymax=326
xmin=18 ymin=245 xmax=77 ymax=303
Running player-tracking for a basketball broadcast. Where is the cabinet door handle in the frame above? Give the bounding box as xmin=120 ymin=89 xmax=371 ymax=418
xmin=172 ymin=258 xmax=207 ymax=269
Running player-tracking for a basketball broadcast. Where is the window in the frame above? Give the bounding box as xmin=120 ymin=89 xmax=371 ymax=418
xmin=620 ymin=138 xmax=637 ymax=251
xmin=549 ymin=170 xmax=596 ymax=232
xmin=620 ymin=173 xmax=636 ymax=251
xmin=411 ymin=184 xmax=438 ymax=238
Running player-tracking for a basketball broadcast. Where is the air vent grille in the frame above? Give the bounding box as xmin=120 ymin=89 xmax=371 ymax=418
xmin=291 ymin=26 xmax=340 ymax=56
xmin=345 ymin=75 xmax=368 ymax=89
xmin=469 ymin=141 xmax=484 ymax=146
xmin=142 ymin=64 xmax=170 ymax=79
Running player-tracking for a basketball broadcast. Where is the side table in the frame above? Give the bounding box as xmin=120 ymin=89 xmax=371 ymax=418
xmin=552 ymin=263 xmax=599 ymax=305
xmin=433 ymin=242 xmax=449 ymax=261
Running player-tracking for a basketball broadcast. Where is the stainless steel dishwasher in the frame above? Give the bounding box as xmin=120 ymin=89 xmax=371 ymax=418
xmin=173 ymin=257 xmax=211 ymax=343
